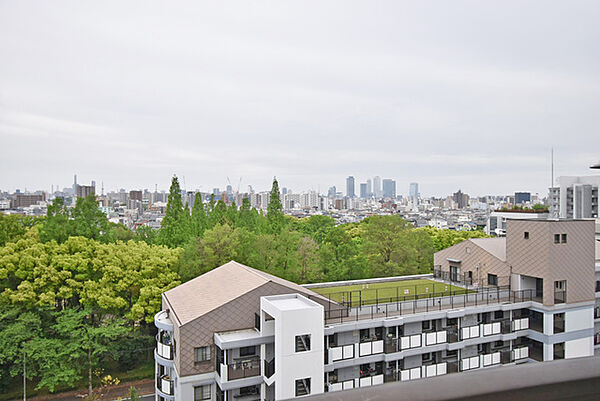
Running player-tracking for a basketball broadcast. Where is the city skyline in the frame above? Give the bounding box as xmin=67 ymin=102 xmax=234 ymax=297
xmin=1 ymin=2 xmax=599 ymax=196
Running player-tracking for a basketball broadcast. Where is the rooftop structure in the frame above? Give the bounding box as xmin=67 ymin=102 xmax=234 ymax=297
xmin=154 ymin=220 xmax=598 ymax=401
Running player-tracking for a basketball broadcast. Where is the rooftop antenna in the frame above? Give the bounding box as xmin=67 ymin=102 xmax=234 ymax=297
xmin=551 ymin=147 xmax=554 ymax=188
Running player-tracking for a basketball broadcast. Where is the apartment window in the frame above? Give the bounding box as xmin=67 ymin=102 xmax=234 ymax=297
xmin=524 ymin=232 xmax=529 ymax=239
xmin=488 ymin=274 xmax=498 ymax=286
xmin=295 ymin=334 xmax=311 ymax=352
xmin=239 ymin=346 xmax=256 ymax=357
xmin=494 ymin=310 xmax=504 ymax=320
xmin=596 ymin=281 xmax=600 ymax=293
xmin=422 ymin=320 xmax=431 ymax=331
xmin=554 ymin=234 xmax=560 ymax=244
xmin=194 ymin=385 xmax=211 ymax=401
xmin=561 ymin=234 xmax=567 ymax=243
xmin=254 ymin=313 xmax=260 ymax=331
xmin=194 ymin=346 xmax=211 ymax=363
xmin=555 ymin=280 xmax=566 ymax=291
xmin=295 ymin=378 xmax=311 ymax=397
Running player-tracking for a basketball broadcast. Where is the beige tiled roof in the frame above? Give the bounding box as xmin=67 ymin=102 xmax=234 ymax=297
xmin=470 ymin=238 xmax=507 ymax=261
xmin=163 ymin=260 xmax=328 ymax=326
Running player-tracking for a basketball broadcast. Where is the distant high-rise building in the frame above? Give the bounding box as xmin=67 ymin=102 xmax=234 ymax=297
xmin=366 ymin=179 xmax=372 ymax=197
xmin=373 ymin=176 xmax=381 ymax=198
xmin=409 ymin=182 xmax=419 ymax=199
xmin=327 ymin=186 xmax=337 ymax=198
xmin=549 ymin=175 xmax=600 ymax=218
xmin=382 ymin=179 xmax=396 ymax=198
xmin=77 ymin=185 xmax=95 ymax=198
xmin=213 ymin=188 xmax=220 ymax=195
xmin=226 ymin=185 xmax=233 ymax=196
xmin=346 ymin=176 xmax=355 ymax=198
xmin=452 ymin=189 xmax=469 ymax=209
xmin=514 ymin=192 xmax=531 ymax=205
xmin=359 ymin=183 xmax=368 ymax=198
xmin=129 ymin=190 xmax=143 ymax=202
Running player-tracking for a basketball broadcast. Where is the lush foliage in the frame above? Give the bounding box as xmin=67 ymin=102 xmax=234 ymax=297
xmin=0 ymin=233 xmax=180 ymax=394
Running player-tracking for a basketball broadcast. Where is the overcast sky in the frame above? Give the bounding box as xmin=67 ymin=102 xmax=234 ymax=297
xmin=1 ymin=1 xmax=599 ymax=197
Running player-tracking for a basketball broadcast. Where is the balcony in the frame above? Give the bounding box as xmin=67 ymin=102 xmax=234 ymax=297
xmin=384 ymin=338 xmax=397 ymax=353
xmin=359 ymin=339 xmax=384 ymax=357
xmin=156 ymin=375 xmax=174 ymax=396
xmin=554 ymin=291 xmax=566 ymax=304
xmin=156 ymin=335 xmax=173 ymax=361
xmin=227 ymin=357 xmax=261 ymax=380
xmin=328 ymin=344 xmax=354 ymax=362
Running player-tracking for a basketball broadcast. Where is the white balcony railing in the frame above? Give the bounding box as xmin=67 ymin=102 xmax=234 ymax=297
xmin=512 ymin=318 xmax=529 ymax=331
xmin=157 ymin=342 xmax=173 ymax=360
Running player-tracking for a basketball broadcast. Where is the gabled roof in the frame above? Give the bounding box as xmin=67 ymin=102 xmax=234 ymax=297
xmin=163 ymin=260 xmax=328 ymax=326
xmin=469 ymin=238 xmax=507 ymax=262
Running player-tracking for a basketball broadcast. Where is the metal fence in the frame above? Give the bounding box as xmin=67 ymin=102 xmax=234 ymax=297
xmin=323 ymin=288 xmax=535 ymax=324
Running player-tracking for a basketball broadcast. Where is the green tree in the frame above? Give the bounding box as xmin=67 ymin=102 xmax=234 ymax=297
xmin=191 ymin=193 xmax=208 ymax=237
xmin=360 ymin=215 xmax=418 ymax=277
xmin=267 ymin=177 xmax=285 ymax=233
xmin=39 ymin=197 xmax=70 ymax=244
xmin=0 ymin=214 xmax=39 ymax=246
xmin=296 ymin=236 xmax=319 ymax=283
xmin=133 ymin=225 xmax=157 ymax=245
xmin=70 ymin=195 xmax=116 ymax=243
xmin=157 ymin=176 xmax=192 ymax=248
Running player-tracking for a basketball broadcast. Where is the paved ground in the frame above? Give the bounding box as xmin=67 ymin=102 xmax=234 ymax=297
xmin=10 ymin=379 xmax=155 ymax=401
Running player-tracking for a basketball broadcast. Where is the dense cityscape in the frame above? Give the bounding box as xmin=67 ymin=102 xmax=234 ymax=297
xmin=3 ymin=172 xmax=598 ymax=238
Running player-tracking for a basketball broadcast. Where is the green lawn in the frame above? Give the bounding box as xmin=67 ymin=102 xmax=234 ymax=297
xmin=312 ymin=279 xmax=468 ymax=306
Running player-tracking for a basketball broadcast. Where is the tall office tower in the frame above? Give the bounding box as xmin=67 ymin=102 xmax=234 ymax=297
xmin=382 ymin=179 xmax=396 ymax=199
xmin=549 ymin=176 xmax=600 ymax=218
xmin=366 ymin=179 xmax=372 ymax=197
xmin=346 ymin=176 xmax=355 ymax=198
xmin=409 ymin=182 xmax=419 ymax=199
xmin=373 ymin=176 xmax=382 ymax=198
xmin=226 ymin=185 xmax=233 ymax=197
xmin=327 ymin=186 xmax=337 ymax=198
xmin=359 ymin=183 xmax=368 ymax=199
xmin=73 ymin=174 xmax=78 ymax=195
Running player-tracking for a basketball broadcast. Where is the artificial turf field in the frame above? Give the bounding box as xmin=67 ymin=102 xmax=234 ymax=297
xmin=312 ymin=279 xmax=469 ymax=305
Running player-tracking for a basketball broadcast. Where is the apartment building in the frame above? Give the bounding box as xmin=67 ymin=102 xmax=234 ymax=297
xmin=549 ymin=175 xmax=600 ymax=219
xmin=154 ymin=219 xmax=597 ymax=401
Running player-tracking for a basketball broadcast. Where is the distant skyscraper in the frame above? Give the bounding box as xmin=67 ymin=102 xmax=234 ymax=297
xmin=409 ymin=182 xmax=419 ymax=199
xmin=366 ymin=179 xmax=372 ymax=197
xmin=226 ymin=185 xmax=233 ymax=196
xmin=452 ymin=189 xmax=469 ymax=209
xmin=327 ymin=186 xmax=337 ymax=198
xmin=382 ymin=179 xmax=396 ymax=199
xmin=373 ymin=176 xmax=381 ymax=198
xmin=346 ymin=176 xmax=355 ymax=198
xmin=359 ymin=183 xmax=368 ymax=199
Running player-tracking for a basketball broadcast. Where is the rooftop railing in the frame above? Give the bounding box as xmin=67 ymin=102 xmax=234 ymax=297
xmin=323 ymin=288 xmax=535 ymax=325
